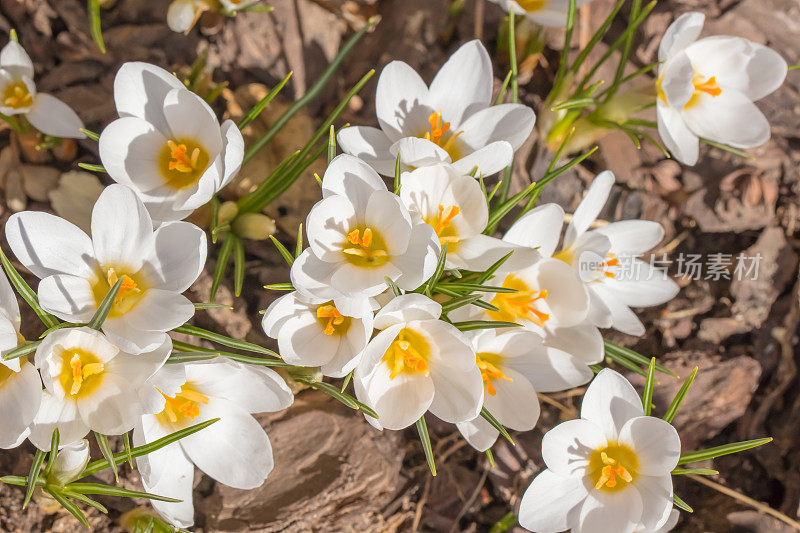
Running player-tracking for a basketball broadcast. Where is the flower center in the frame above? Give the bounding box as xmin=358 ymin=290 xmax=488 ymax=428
xmin=159 ymin=138 xmax=210 ymax=190
xmin=422 ymin=110 xmax=463 ymax=161
xmin=516 ymin=0 xmax=547 ymax=11
xmin=588 ymin=443 xmax=639 ymax=492
xmin=342 ymin=227 xmax=390 ymax=268
xmin=476 ymin=352 xmax=512 ymax=396
xmin=316 ymin=303 xmax=351 ymax=336
xmin=488 ymin=275 xmax=549 ymax=326
xmin=2 ymin=81 xmax=33 ymax=109
xmin=685 ymin=73 xmax=722 ymax=109
xmin=382 ymin=327 xmax=430 ymax=380
xmin=92 ymin=268 xmax=145 ymax=317
xmin=157 ymin=382 xmax=210 ymax=426
xmin=424 ymin=204 xmax=461 ymax=249
xmin=59 ymin=348 xmax=105 ymax=398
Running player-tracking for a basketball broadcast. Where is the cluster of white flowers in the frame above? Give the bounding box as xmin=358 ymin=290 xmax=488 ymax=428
xmin=0 ymin=6 xmax=787 ymax=530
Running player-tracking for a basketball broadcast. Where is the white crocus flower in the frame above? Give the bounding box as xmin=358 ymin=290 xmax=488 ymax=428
xmin=6 ymin=184 xmax=206 ymax=354
xmin=0 ymin=40 xmax=84 ymax=138
xmin=400 ymin=164 xmax=539 ymax=271
xmin=134 ymin=358 xmax=294 ymax=528
xmin=518 ymin=369 xmax=681 ymax=533
xmin=487 ymin=0 xmax=595 ymax=27
xmin=656 ymin=12 xmax=787 ymax=165
xmin=0 ymin=270 xmax=42 ymax=449
xmin=456 ymin=329 xmax=593 ymax=451
xmin=337 ymin=40 xmax=535 ymax=177
xmin=99 ymin=62 xmax=244 ymax=223
xmin=261 ymin=290 xmax=373 ymax=378
xmin=48 ymin=439 xmax=91 ymax=485
xmin=505 ymin=171 xmax=679 ymax=336
xmin=291 ymin=155 xmax=440 ymax=314
xmin=353 ymin=294 xmax=483 ymax=431
xmin=29 ymin=327 xmax=171 ymax=450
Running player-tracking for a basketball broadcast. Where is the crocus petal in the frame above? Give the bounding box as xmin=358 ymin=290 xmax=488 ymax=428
xmin=657 ymin=102 xmax=699 ymax=165
xmin=578 ymin=486 xmax=642 ymax=533
xmin=105 ymin=338 xmax=172 ymax=385
xmin=633 ymin=479 xmax=676 ymax=533
xmin=0 ymin=362 xmax=42 ymax=449
xmin=392 ymin=223 xmax=440 ymax=291
xmin=167 ymin=0 xmax=198 ymax=33
xmin=660 ymin=52 xmax=695 ymax=109
xmin=541 ymin=418 xmax=606 ymax=476
xmin=564 ymin=171 xmax=614 ymax=248
xmin=374 ymin=60 xmax=431 ymax=141
xmin=503 ymin=203 xmax=565 ymax=257
xmin=594 ymin=220 xmax=664 ymax=256
xmin=658 ymin=11 xmax=705 ymax=62
xmin=91 ymin=184 xmax=154 ymax=271
xmin=457 ymin=103 xmax=535 ymax=151
xmin=336 ymin=126 xmax=396 ymax=176
xmin=77 ymin=376 xmax=147 ymax=435
xmin=681 ymin=89 xmax=771 ymax=148
xmin=456 ymin=416 xmax=499 ymax=452
xmin=365 ymin=191 xmax=413 ymax=256
xmin=101 ymin=318 xmax=169 ymax=355
xmin=141 ymin=221 xmax=207 ymax=292
xmin=120 ymin=289 xmax=195 ymax=332
xmin=0 ymin=270 xmax=21 ymax=328
xmin=99 ymin=116 xmax=171 ymax=192
xmin=534 ymin=258 xmax=589 ymax=328
xmin=619 ymin=417 xmax=681 ymax=476
xmin=162 ymin=88 xmax=223 ymax=155
xmin=28 ymin=392 xmax=89 ymax=450
xmin=219 ymin=119 xmax=245 ymax=188
xmin=322 ymin=153 xmax=388 ymax=201
xmin=453 ymin=234 xmax=538 ymax=272
xmin=600 ymin=263 xmax=680 ymax=308
xmin=543 ymin=323 xmax=605 ymax=365
xmin=37 ymin=274 xmax=96 ymax=322
xmin=483 ymin=368 xmax=539 ymax=431
xmin=373 ymin=293 xmax=442 ymax=329
xmin=426 ymin=328 xmax=484 ymax=424
xmin=391 ymin=137 xmax=451 ymax=168
xmin=360 ymin=363 xmax=435 ymax=430
xmin=5 ymin=211 xmax=97 ymax=280
xmin=518 ymin=469 xmax=588 ymax=533
xmin=0 ymin=41 xmax=34 ymax=78
xmin=507 ymin=344 xmax=594 ymax=393
xmin=187 ymin=359 xmax=293 ymax=414
xmin=590 ymin=284 xmax=646 ymax=336
xmin=580 ymin=369 xmax=644 ymax=440
xmin=427 ymin=40 xmax=492 ymax=127
xmin=114 ymin=62 xmax=185 ymax=133
xmin=0 ymin=318 xmax=20 ymax=371
xmin=451 ymin=141 xmax=513 ymax=177
xmin=290 ymin=249 xmax=339 ymax=301
xmin=261 ymin=291 xmax=307 ymax=338
xmin=27 ymin=93 xmax=84 ymax=139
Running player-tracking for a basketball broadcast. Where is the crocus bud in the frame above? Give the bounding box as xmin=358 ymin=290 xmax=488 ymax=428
xmin=217 ymin=200 xmax=239 ymax=225
xmin=232 ymin=213 xmax=276 ymax=241
xmin=48 ymin=439 xmax=90 ymax=486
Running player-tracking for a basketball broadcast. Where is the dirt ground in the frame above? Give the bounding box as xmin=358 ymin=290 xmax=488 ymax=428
xmin=0 ymin=0 xmax=799 ymax=531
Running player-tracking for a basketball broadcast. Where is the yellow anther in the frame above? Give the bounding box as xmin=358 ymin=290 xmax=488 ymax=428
xmin=68 ymin=354 xmax=105 ymax=396
xmin=382 ymin=329 xmax=430 ymax=379
xmin=317 ymin=304 xmax=345 ymax=335
xmin=693 ymin=74 xmax=721 ymax=97
xmin=106 ymin=268 xmax=140 ymax=304
xmin=167 ymin=140 xmax=201 ymax=173
xmin=476 ymin=353 xmax=513 ymax=396
xmin=2 ymin=81 xmax=33 ymax=109
xmin=342 ymin=227 xmax=389 ymax=266
xmin=490 ymin=276 xmax=550 ymax=326
xmin=594 ymin=452 xmax=634 ymax=489
xmin=159 ymin=384 xmax=209 ymax=424
xmin=424 ymin=110 xmax=463 ymax=155
xmin=516 ymin=0 xmax=547 ymax=12
xmin=434 ymin=205 xmax=460 ymax=235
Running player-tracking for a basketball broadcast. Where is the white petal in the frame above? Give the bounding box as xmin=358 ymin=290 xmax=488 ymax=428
xmin=518 ymin=469 xmax=588 ymax=533
xmin=457 ymin=103 xmax=535 ymax=151
xmin=219 ymin=119 xmax=244 ymax=188
xmin=319 ymin=318 xmax=371 ymax=378
xmin=657 ymin=102 xmax=699 ymax=165
xmin=261 ymin=291 xmax=307 ymax=338
xmin=428 ymin=40 xmax=492 ymax=127
xmin=660 ymin=52 xmax=695 ymax=109
xmin=483 ymin=368 xmax=539 ymax=430
xmin=37 ymin=274 xmax=96 ymax=322
xmin=451 ymin=141 xmax=513 ymax=177
xmin=358 ymin=362 xmax=434 ymax=430
xmin=99 ymin=116 xmax=170 ymax=192
xmin=681 ymin=89 xmax=771 ymax=149
xmin=120 ymin=289 xmax=195 ymax=332
xmin=659 ymin=12 xmax=705 ymax=62
xmin=336 ymin=126 xmax=396 ymax=176
xmin=591 ymin=284 xmax=646 ymax=336
xmin=0 ymin=362 xmax=42 ymax=448
xmin=634 ymin=475 xmax=675 ymax=533
xmin=578 ymin=487 xmax=642 ymax=533
xmin=374 ymin=293 xmax=442 ymax=329
xmin=141 ymin=221 xmax=207 ymax=292
xmin=0 ymin=269 xmax=21 ymax=328
xmin=601 ymin=263 xmax=680 ymax=308
xmin=426 ymin=327 xmax=484 ymax=423
xmin=162 ymin=88 xmax=223 ymax=155
xmin=365 ymin=191 xmax=413 ymax=256
xmin=106 ymin=338 xmax=171 ymax=384
xmin=456 ymin=416 xmax=499 ymax=452
xmin=619 ymin=417 xmax=681 ymax=476
xmin=541 ymin=418 xmax=606 ymax=476
xmin=27 ymin=93 xmax=84 ymax=139
xmin=101 ymin=318 xmax=169 ymax=355
xmin=392 ymin=223 xmax=440 ymax=291
xmin=5 ymin=211 xmax=97 ymax=280
xmin=580 ymin=369 xmax=644 ymax=440
xmin=0 ymin=41 xmax=33 ymax=78
xmin=391 ymin=137 xmax=451 ymax=168
xmin=375 ymin=61 xmax=431 ymax=141
xmin=114 ymin=62 xmax=185 ymax=133
xmin=594 ymin=220 xmax=664 ymax=256
xmin=290 ymin=248 xmax=339 ymax=301
xmin=322 ymin=153 xmax=387 ymax=200
xmin=453 ymin=234 xmax=538 ymax=272
xmin=187 ymin=359 xmax=293 ymax=414
xmin=91 ymin=184 xmax=154 ymax=271
xmin=503 ymin=203 xmax=564 ymax=257
xmin=507 ymin=344 xmax=594 ymax=393
xmin=77 ymin=375 xmax=147 ymax=435
xmin=28 ymin=392 xmax=88 ymax=450
xmin=543 ymin=322 xmax=605 ymax=366
xmin=564 ymin=171 xmax=614 ymax=247
xmin=534 ymin=258 xmax=589 ymax=328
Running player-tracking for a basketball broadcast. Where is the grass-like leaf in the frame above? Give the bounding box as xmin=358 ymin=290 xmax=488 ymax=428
xmin=87 ymin=277 xmax=123 ymax=330
xmin=0 ymin=246 xmax=59 ymax=328
xmin=66 ymin=483 xmax=182 ymax=503
xmin=435 ymin=283 xmax=517 ymax=294
xmin=393 ymin=150 xmax=402 ymax=194
xmin=170 ymin=340 xmax=289 ymax=367
xmin=604 ymin=341 xmax=676 ymax=377
xmin=672 ymin=493 xmax=693 ymax=513
xmin=232 ymin=236 xmax=245 ymax=298
xmin=416 ymin=416 xmax=437 ymax=476
xmin=453 ymin=320 xmax=519 ymax=332
xmin=481 ymin=407 xmax=515 ymax=445
xmin=77 ymin=162 xmax=107 ymax=173
xmin=672 ymin=468 xmax=718 ymax=476
xmin=43 ymin=429 xmax=60 ymax=479
xmin=122 ymin=432 xmax=134 ymax=469
xmin=663 ymin=367 xmax=698 ymax=423
xmin=293 ymin=376 xmax=379 ymax=419
xmin=87 ymin=0 xmax=106 ymax=53
xmin=237 ymin=71 xmax=293 ymax=130
xmin=61 ymin=490 xmax=108 ymax=514
xmin=94 ymin=432 xmax=118 ymax=482
xmin=79 ymin=128 xmax=100 ymax=141
xmin=269 ymin=236 xmax=295 ymax=266
xmin=441 ymin=294 xmax=498 ymax=314
xmin=385 ymin=277 xmax=402 ymax=297
xmin=210 ymin=236 xmax=235 ymax=302
xmin=264 ymin=283 xmax=295 ymax=291
xmin=677 ymin=437 xmax=773 ymax=466
xmin=474 ymin=251 xmax=514 ymax=285
xmin=193 ymin=302 xmax=233 ymax=310
xmin=45 ymin=487 xmax=89 ymax=527
xmin=24 ymin=449 xmax=45 ymax=508
xmin=295 ymin=224 xmax=304 ymax=258
xmin=423 ymin=243 xmax=448 ymax=296
xmin=642 ymin=357 xmax=656 ymax=416
xmin=3 ymin=340 xmax=40 ymax=361
xmin=172 ymin=325 xmax=278 ymax=357
xmin=327 ymin=125 xmax=336 ymax=164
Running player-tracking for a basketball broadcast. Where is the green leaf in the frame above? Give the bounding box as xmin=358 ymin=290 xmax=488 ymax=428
xmin=81 ymin=419 xmax=219 ymax=478
xmin=485 ymin=448 xmax=495 ymax=468
xmin=172 ymin=324 xmax=279 ymax=357
xmin=416 ymin=416 xmax=437 ymax=476
xmin=393 ymin=150 xmax=402 ymax=194
xmin=269 ymin=235 xmax=295 ymax=266
xmin=568 ymin=0 xmax=626 ymax=77
xmin=700 ymin=137 xmax=755 ymax=160
xmin=678 ymin=437 xmax=773 ymax=465
xmin=481 ymin=407 xmax=514 ymax=445
xmin=87 ymin=0 xmax=106 ymax=53
xmin=0 ymin=475 xmax=29 ymax=486
xmin=642 ymin=358 xmax=656 ymax=416
xmin=209 ymin=196 xmax=221 ymax=244
xmin=441 ymin=294 xmax=498 ymax=314
xmin=232 ymin=236 xmax=245 ymax=298
xmin=551 ymin=97 xmax=596 ymax=111
xmin=452 ymin=320 xmax=520 ymax=332
xmin=3 ymin=340 xmax=41 ymax=361
xmin=170 ymin=340 xmax=289 ymax=367
xmin=327 ymin=125 xmax=336 ymax=164
xmin=663 ymin=367 xmax=698 ymax=423
xmin=293 ymin=376 xmax=379 ymax=419
xmin=38 ymin=322 xmax=79 ymax=338
xmin=385 ymin=277 xmax=402 ymax=297
xmin=210 ymin=236 xmax=235 ymax=302
xmin=264 ymin=282 xmax=295 ymax=291
xmin=552 ymin=0 xmax=576 ymax=98
xmin=43 ymin=428 xmax=60 ymax=479
xmin=295 ymin=224 xmax=304 ymax=258
xmin=87 ymin=277 xmax=124 ymax=330
xmin=167 ymin=351 xmax=221 ymax=364
xmin=79 ymin=128 xmax=100 ymax=141
xmin=434 ymin=282 xmax=517 ymax=295
xmin=672 ymin=468 xmax=718 ymax=476
xmin=494 ymin=70 xmax=513 ymax=105
xmin=94 ymin=432 xmax=118 ymax=483
xmin=507 ymin=9 xmax=519 ymax=103
xmin=0 ymin=246 xmax=59 ymax=328
xmin=66 ymin=482 xmax=182 ymax=503
xmin=123 ymin=432 xmax=134 ymax=469
xmin=474 ymin=251 xmax=515 ymax=285
xmin=24 ymin=449 xmax=45 ymax=508
xmin=423 ymin=244 xmax=448 ymax=296
xmin=242 ymin=19 xmax=376 ymax=165
xmin=237 ymin=71 xmax=293 ymax=130
xmin=61 ymin=490 xmax=108 ymax=514
xmin=77 ymin=162 xmax=107 ymax=173
xmin=340 ymin=370 xmax=353 ymax=393
xmin=45 ymin=487 xmax=89 ymax=527
xmin=193 ymin=302 xmax=233 ymax=310
xmin=604 ymin=351 xmax=648 ymax=377
xmin=486 ymin=181 xmax=537 ymax=232
xmin=604 ymin=341 xmax=676 ymax=377
xmin=672 ymin=493 xmax=693 ymax=513
xmin=489 ymin=511 xmax=518 ymax=533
